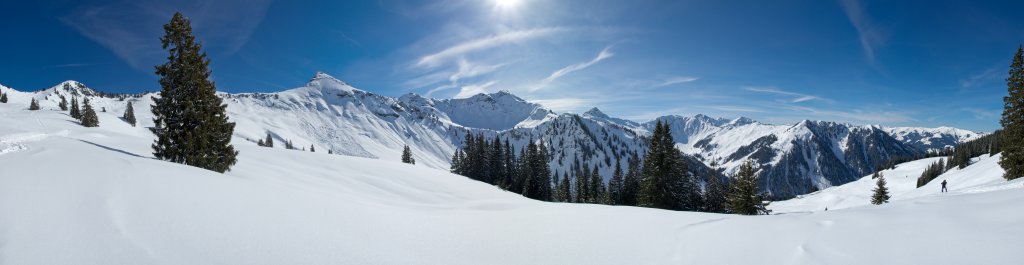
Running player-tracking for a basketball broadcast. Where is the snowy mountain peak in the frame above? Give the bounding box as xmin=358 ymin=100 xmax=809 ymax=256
xmin=49 ymin=80 xmax=98 ymax=97
xmin=304 ymin=72 xmax=358 ymax=95
xmin=729 ymin=116 xmax=755 ymax=126
xmin=583 ymin=107 xmax=609 ymax=119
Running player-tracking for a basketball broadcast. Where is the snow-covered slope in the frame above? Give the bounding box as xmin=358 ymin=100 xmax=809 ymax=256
xmin=0 ymin=75 xmax=981 ymax=198
xmin=770 ymin=153 xmax=1019 ymax=213
xmin=2 ymin=89 xmax=1023 ymax=264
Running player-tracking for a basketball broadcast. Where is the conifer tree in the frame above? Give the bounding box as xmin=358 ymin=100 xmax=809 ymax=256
xmin=28 ymin=98 xmax=40 ymax=110
xmin=80 ymin=98 xmax=99 ymax=127
xmin=310 ymin=145 xmax=315 ymax=152
xmin=264 ymin=132 xmax=274 ymax=148
xmin=1001 ymin=46 xmax=1024 ymax=180
xmin=328 ymin=149 xmax=333 ymax=154
xmin=58 ymin=95 xmax=68 ymax=111
xmin=70 ymin=97 xmax=81 ymax=119
xmin=589 ymin=165 xmax=605 ymax=204
xmin=123 ymin=101 xmax=136 ymax=127
xmin=726 ymin=160 xmax=768 ymax=215
xmin=402 ymin=145 xmax=415 ymax=164
xmin=620 ymin=153 xmax=641 ymax=206
xmin=150 ymin=12 xmax=238 ymax=173
xmin=450 ymin=150 xmax=463 ymax=174
xmin=702 ymin=169 xmax=728 ymax=213
xmin=0 ymin=92 xmax=6 ymax=103
xmin=575 ymin=165 xmax=590 ymax=203
xmin=871 ymin=172 xmax=891 ymax=205
xmin=558 ymin=171 xmax=572 ymax=202
xmin=638 ymin=120 xmax=693 ymax=210
xmin=607 ymin=158 xmax=624 ymax=205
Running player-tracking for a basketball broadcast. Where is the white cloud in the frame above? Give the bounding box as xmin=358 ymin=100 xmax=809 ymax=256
xmin=960 ymin=68 xmax=1002 ymax=88
xmin=785 ymin=105 xmax=913 ymax=123
xmin=962 ymin=108 xmax=998 ymax=119
xmin=655 ymin=76 xmax=699 ymax=87
xmin=530 ymin=46 xmax=615 ymax=92
xmin=415 ymin=27 xmax=567 ymax=68
xmin=530 ymin=98 xmax=593 ymax=112
xmin=453 ymin=81 xmax=498 ymax=98
xmin=744 ymin=86 xmax=833 ymax=104
xmin=839 ymin=0 xmax=886 ymax=64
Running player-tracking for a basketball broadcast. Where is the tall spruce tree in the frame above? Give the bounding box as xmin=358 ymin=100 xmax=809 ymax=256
xmin=123 ymin=101 xmax=136 ymax=127
xmin=726 ymin=160 xmax=768 ymax=215
xmin=70 ymin=96 xmax=81 ymax=119
xmin=638 ymin=120 xmax=693 ymax=210
xmin=871 ymin=172 xmax=891 ymax=205
xmin=557 ymin=171 xmax=572 ymax=202
xmin=1001 ymin=46 xmax=1024 ymax=180
xmin=402 ymin=145 xmax=415 ymax=164
xmin=80 ymin=98 xmax=99 ymax=127
xmin=28 ymin=98 xmax=40 ymax=110
xmin=150 ymin=12 xmax=238 ymax=173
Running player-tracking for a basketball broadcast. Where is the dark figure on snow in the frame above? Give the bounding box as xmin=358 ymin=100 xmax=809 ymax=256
xmin=941 ymin=180 xmax=948 ymax=193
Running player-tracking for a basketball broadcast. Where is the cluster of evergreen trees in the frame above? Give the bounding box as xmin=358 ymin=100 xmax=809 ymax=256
xmin=448 ymin=121 xmax=769 ymax=215
xmin=450 ymin=133 xmax=552 ymax=200
xmin=916 ymin=159 xmax=946 ymax=188
xmin=948 ymin=131 xmax=1002 ymax=170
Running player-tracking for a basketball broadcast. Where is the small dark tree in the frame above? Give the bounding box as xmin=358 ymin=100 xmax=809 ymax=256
xmin=28 ymin=98 xmax=40 ymax=110
xmin=402 ymin=145 xmax=415 ymax=164
xmin=70 ymin=97 xmax=81 ymax=119
xmin=150 ymin=12 xmax=238 ymax=173
xmin=607 ymin=158 xmax=624 ymax=205
xmin=328 ymin=149 xmax=334 ymax=154
xmin=80 ymin=98 xmax=99 ymax=127
xmin=871 ymin=172 xmax=891 ymax=205
xmin=264 ymin=132 xmax=274 ymax=148
xmin=58 ymin=95 xmax=68 ymax=111
xmin=310 ymin=144 xmax=315 ymax=152
xmin=0 ymin=92 xmax=7 ymax=103
xmin=123 ymin=102 xmax=137 ymax=127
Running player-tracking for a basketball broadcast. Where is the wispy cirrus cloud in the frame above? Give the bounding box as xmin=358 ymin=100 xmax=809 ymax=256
xmin=453 ymin=80 xmax=498 ymax=98
xmin=62 ymin=0 xmax=272 ymax=70
xmin=960 ymin=67 xmax=1002 ymax=89
xmin=415 ymin=27 xmax=568 ymax=68
xmin=530 ymin=46 xmax=615 ymax=92
xmin=744 ymin=86 xmax=833 ymax=103
xmin=785 ymin=105 xmax=913 ymax=123
xmin=654 ymin=76 xmax=699 ymax=87
xmin=839 ymin=0 xmax=886 ymax=64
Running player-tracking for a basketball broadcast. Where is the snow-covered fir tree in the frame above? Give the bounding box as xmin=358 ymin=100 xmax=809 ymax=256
xmin=28 ymin=98 xmax=40 ymax=110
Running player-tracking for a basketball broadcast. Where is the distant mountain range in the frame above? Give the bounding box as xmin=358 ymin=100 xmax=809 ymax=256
xmin=0 ymin=72 xmax=983 ymax=198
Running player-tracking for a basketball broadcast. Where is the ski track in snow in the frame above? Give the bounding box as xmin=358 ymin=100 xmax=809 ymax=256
xmin=0 ymin=130 xmax=69 ymax=155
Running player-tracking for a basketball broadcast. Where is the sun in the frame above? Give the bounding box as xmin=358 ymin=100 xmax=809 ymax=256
xmin=493 ymin=0 xmax=522 ymax=10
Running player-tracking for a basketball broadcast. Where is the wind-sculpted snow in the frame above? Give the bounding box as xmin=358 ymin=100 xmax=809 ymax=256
xmin=0 ymin=73 xmax=981 ymax=198
xmin=0 ymin=96 xmax=1021 ymax=264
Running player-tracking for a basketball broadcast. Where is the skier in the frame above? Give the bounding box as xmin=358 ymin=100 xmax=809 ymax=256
xmin=941 ymin=180 xmax=948 ymax=193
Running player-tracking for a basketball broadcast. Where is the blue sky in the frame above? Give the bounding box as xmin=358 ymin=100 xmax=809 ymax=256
xmin=1 ymin=0 xmax=1021 ymax=131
